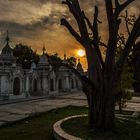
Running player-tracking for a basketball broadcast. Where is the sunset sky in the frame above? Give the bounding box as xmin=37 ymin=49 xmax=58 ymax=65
xmin=0 ymin=0 xmax=139 ymax=70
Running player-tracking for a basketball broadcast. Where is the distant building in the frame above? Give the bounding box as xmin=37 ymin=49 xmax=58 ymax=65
xmin=0 ymin=32 xmax=83 ymax=100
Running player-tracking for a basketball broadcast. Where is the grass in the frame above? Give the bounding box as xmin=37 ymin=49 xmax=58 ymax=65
xmin=62 ymin=115 xmax=140 ymax=140
xmin=0 ymin=105 xmax=139 ymax=140
xmin=0 ymin=106 xmax=87 ymax=140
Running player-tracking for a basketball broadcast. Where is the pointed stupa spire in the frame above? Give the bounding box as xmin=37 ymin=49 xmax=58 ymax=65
xmin=64 ymin=51 xmax=66 ymax=60
xmin=76 ymin=59 xmax=84 ymax=74
xmin=37 ymin=42 xmax=50 ymax=70
xmin=1 ymin=30 xmax=13 ymax=55
xmin=0 ymin=30 xmax=16 ymax=65
xmin=42 ymin=42 xmax=46 ymax=55
xmin=78 ymin=58 xmax=80 ymax=63
xmin=6 ymin=30 xmax=10 ymax=45
xmin=77 ymin=59 xmax=82 ymax=68
xmin=62 ymin=51 xmax=67 ymax=64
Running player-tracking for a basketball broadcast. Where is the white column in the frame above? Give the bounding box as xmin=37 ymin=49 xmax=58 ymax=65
xmin=1 ymin=76 xmax=9 ymax=95
xmin=43 ymin=77 xmax=48 ymax=92
xmin=74 ymin=79 xmax=76 ymax=89
xmin=26 ymin=76 xmax=29 ymax=92
xmin=53 ymin=78 xmax=56 ymax=91
xmin=65 ymin=76 xmax=70 ymax=90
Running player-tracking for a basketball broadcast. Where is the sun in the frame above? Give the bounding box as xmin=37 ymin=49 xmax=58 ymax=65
xmin=77 ymin=49 xmax=85 ymax=57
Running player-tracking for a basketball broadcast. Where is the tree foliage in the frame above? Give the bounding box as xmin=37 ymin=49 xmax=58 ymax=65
xmin=13 ymin=44 xmax=39 ymax=69
xmin=49 ymin=53 xmax=62 ymax=64
xmin=13 ymin=45 xmax=77 ymax=70
xmin=115 ymin=33 xmax=134 ymax=113
xmin=67 ymin=56 xmax=77 ymax=67
xmin=117 ymin=62 xmax=134 ymax=113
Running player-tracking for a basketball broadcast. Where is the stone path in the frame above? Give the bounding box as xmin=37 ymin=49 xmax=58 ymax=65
xmin=0 ymin=92 xmax=87 ymax=125
xmin=0 ymin=91 xmax=140 ymax=126
xmin=125 ymin=97 xmax=140 ymax=112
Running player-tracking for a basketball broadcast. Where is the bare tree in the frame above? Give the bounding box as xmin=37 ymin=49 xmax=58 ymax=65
xmin=61 ymin=0 xmax=140 ymax=129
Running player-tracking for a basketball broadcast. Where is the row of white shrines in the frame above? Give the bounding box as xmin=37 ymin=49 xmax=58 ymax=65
xmin=0 ymin=32 xmax=84 ymax=100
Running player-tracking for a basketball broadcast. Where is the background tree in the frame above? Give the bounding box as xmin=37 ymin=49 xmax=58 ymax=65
xmin=61 ymin=0 xmax=140 ymax=130
xmin=116 ymin=34 xmax=134 ymax=113
xmin=13 ymin=44 xmax=39 ymax=69
xmin=67 ymin=56 xmax=77 ymax=67
xmin=13 ymin=44 xmax=78 ymax=70
xmin=48 ymin=53 xmax=62 ymax=64
xmin=116 ymin=63 xmax=134 ymax=113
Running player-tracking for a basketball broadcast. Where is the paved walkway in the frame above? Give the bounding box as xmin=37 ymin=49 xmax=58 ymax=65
xmin=0 ymin=91 xmax=139 ymax=126
xmin=125 ymin=97 xmax=140 ymax=112
xmin=0 ymin=92 xmax=87 ymax=126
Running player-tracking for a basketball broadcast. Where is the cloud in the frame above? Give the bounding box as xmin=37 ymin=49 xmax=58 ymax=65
xmin=0 ymin=0 xmax=139 ymax=70
xmin=0 ymin=0 xmax=67 ymax=24
xmin=0 ymin=0 xmax=67 ymax=47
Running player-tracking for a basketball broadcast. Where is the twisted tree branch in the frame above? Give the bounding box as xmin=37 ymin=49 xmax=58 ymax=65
xmin=99 ymin=41 xmax=108 ymax=48
xmin=62 ymin=0 xmax=91 ymax=46
xmin=124 ymin=10 xmax=130 ymax=35
xmin=61 ymin=18 xmax=84 ymax=46
xmin=116 ymin=15 xmax=140 ymax=72
xmin=82 ymin=11 xmax=94 ymax=32
xmin=115 ymin=0 xmax=136 ymax=16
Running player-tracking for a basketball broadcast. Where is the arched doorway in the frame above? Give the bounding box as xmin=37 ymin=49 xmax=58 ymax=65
xmin=75 ymin=80 xmax=78 ymax=88
xmin=33 ymin=79 xmax=37 ymax=92
xmin=50 ymin=79 xmax=54 ymax=91
xmin=71 ymin=79 xmax=74 ymax=89
xmin=13 ymin=77 xmax=20 ymax=95
xmin=58 ymin=79 xmax=62 ymax=90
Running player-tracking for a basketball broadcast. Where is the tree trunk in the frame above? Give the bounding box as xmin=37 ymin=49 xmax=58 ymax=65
xmin=87 ymin=91 xmax=116 ymax=130
xmin=85 ymin=73 xmax=116 ymax=130
xmin=104 ymin=96 xmax=116 ymax=129
xmin=119 ymin=98 xmax=122 ymax=114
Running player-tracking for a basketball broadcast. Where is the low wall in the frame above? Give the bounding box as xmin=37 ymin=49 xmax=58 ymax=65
xmin=53 ymin=114 xmax=87 ymax=140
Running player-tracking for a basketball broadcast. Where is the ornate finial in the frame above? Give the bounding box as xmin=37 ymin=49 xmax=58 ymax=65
xmin=42 ymin=42 xmax=46 ymax=55
xmin=77 ymin=58 xmax=83 ymax=73
xmin=64 ymin=51 xmax=66 ymax=60
xmin=6 ymin=30 xmax=10 ymax=44
xmin=62 ymin=51 xmax=68 ymax=64
xmin=78 ymin=59 xmax=80 ymax=63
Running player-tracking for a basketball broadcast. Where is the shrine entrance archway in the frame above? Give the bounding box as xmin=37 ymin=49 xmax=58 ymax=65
xmin=13 ymin=77 xmax=20 ymax=95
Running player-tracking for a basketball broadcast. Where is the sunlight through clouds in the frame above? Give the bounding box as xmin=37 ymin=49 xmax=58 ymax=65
xmin=0 ymin=0 xmax=139 ymax=70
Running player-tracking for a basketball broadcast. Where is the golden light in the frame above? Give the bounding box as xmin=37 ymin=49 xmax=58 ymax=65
xmin=77 ymin=49 xmax=85 ymax=57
